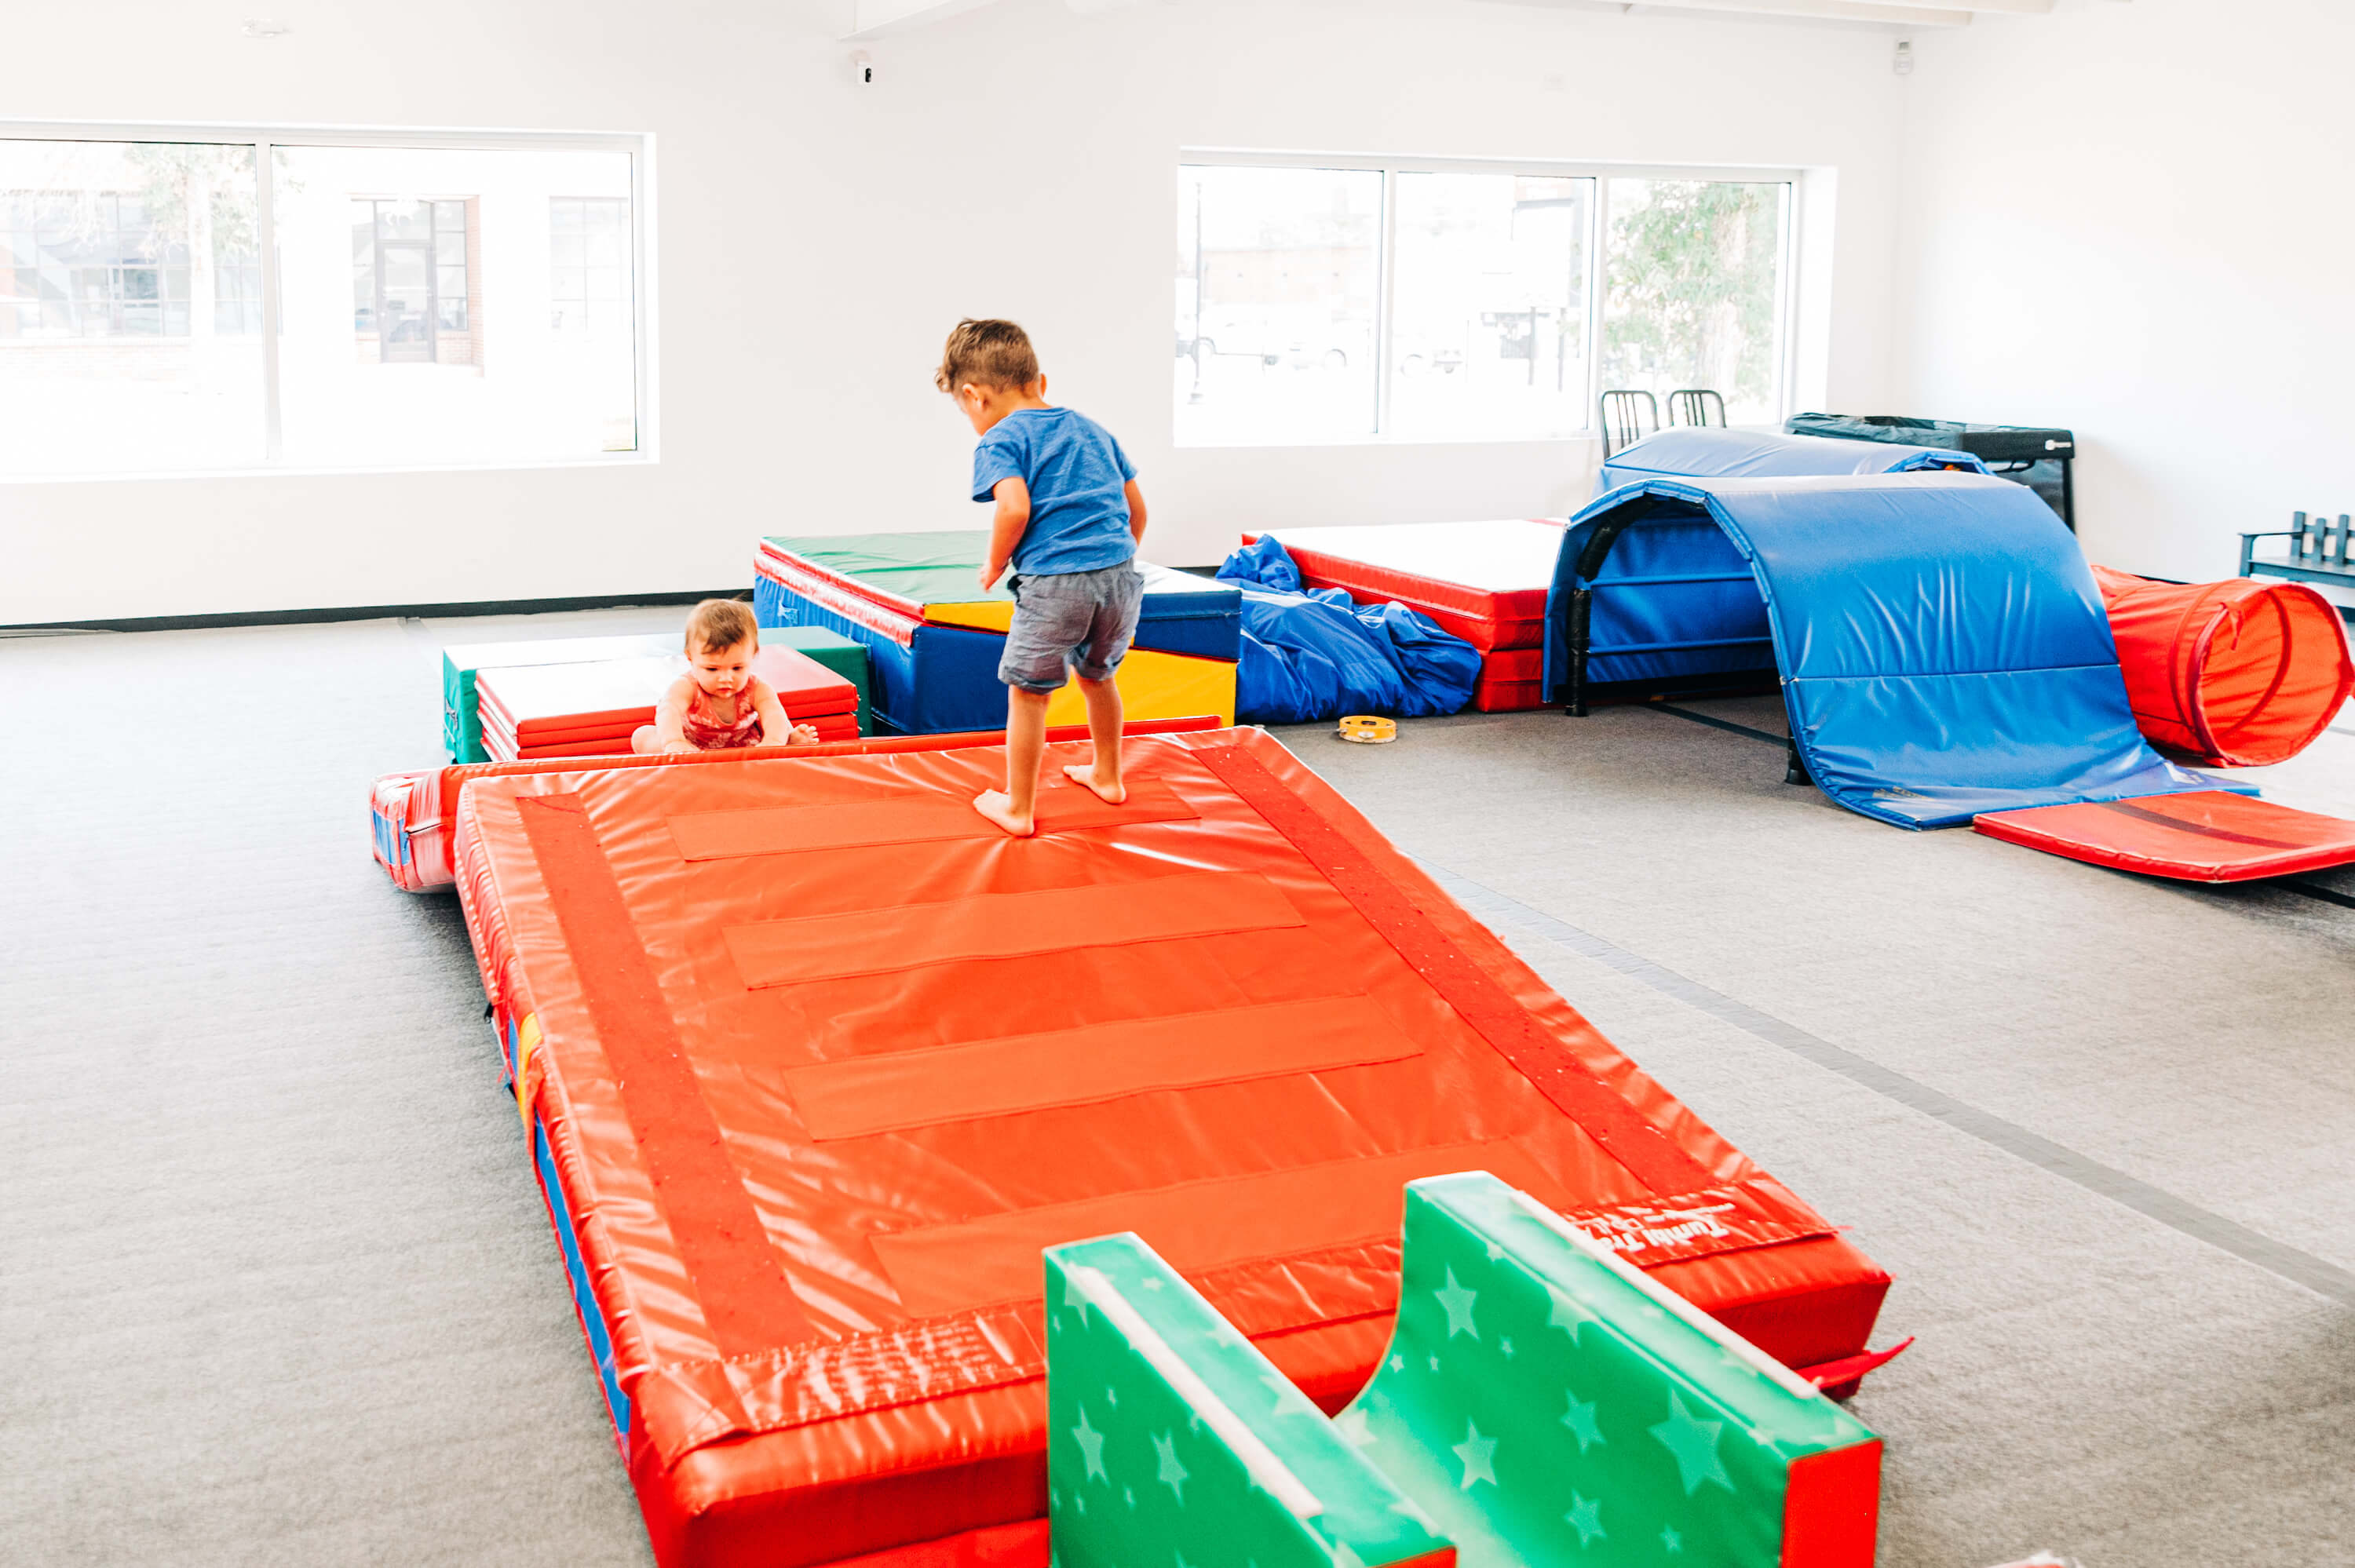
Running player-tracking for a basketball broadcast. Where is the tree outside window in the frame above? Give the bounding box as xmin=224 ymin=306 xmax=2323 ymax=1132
xmin=1601 ymin=180 xmax=1789 ymax=426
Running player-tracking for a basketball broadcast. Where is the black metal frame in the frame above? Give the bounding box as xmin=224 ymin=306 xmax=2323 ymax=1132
xmin=1559 ymin=507 xmax=1778 ymax=717
xmin=1666 ymin=388 xmax=1725 ymax=428
xmin=1597 ymin=389 xmax=1658 ymax=459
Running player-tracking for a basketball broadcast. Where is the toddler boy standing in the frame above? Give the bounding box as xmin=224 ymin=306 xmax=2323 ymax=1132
xmin=937 ymin=318 xmax=1148 ymax=837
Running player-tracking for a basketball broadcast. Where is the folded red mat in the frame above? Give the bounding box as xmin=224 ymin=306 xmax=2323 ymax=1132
xmin=1248 ymin=520 xmax=1566 ymax=651
xmin=1973 ymin=789 xmax=2355 ymax=881
xmin=491 ymin=713 xmax=861 ymax=763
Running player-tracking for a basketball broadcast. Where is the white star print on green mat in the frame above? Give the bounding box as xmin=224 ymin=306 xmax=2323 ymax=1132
xmin=1046 ymin=1235 xmax=1451 ymax=1568
xmin=1047 ymin=1173 xmax=1882 ymax=1568
xmin=1155 ymin=1433 xmax=1192 ymax=1503
xmin=1074 ymin=1407 xmax=1108 ymax=1482
xmin=1561 ymin=1393 xmax=1605 ymax=1454
xmin=1648 ymin=1391 xmax=1734 ymax=1496
xmin=1567 ymin=1492 xmax=1608 ymax=1547
xmin=1451 ymin=1422 xmax=1497 ymax=1490
xmin=1436 ymin=1268 xmax=1481 ymax=1340
xmin=1324 ymin=1174 xmax=1880 ymax=1568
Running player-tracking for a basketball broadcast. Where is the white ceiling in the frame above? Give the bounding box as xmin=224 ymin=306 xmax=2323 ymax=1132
xmin=842 ymin=0 xmax=2098 ymax=40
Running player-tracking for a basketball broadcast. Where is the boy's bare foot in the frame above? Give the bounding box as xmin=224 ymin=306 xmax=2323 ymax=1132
xmin=972 ymin=789 xmax=1035 ymax=837
xmin=1061 ymin=764 xmax=1127 ymax=805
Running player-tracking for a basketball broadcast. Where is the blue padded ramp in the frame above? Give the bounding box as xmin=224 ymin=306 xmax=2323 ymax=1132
xmin=1547 ymin=472 xmax=2228 ymax=829
xmin=1597 ymin=426 xmax=1986 ymax=497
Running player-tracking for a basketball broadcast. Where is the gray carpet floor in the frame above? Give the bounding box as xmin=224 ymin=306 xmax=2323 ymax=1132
xmin=3 ymin=609 xmax=2350 ymax=1566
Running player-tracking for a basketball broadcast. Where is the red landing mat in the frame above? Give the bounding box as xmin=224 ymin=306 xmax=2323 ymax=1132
xmin=1247 ymin=519 xmax=1566 ymax=652
xmin=451 ymin=727 xmax=1889 ymax=1568
xmin=1973 ymin=789 xmax=2355 ymax=881
xmin=1247 ymin=520 xmax=1566 ymax=711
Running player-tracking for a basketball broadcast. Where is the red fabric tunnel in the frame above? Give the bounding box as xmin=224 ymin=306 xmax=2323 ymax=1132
xmin=2094 ymin=564 xmax=2353 ymax=767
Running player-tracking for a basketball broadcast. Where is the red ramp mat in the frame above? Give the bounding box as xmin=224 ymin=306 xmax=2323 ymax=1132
xmin=451 ymin=727 xmax=1889 ymax=1568
xmin=1246 ymin=521 xmax=1568 ymax=712
xmin=1247 ymin=520 xmax=1565 ymax=651
xmin=1974 ymin=789 xmax=2355 ymax=881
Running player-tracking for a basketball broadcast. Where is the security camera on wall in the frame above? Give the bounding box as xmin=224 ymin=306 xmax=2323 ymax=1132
xmin=850 ymin=49 xmax=875 ymax=86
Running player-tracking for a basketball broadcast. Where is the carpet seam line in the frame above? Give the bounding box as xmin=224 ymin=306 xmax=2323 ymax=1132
xmin=1422 ymin=864 xmax=2355 ymax=1309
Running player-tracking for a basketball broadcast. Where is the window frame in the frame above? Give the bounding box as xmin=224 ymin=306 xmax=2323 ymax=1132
xmin=1178 ymin=149 xmax=1805 ymax=449
xmin=547 ymin=194 xmax=632 ymax=339
xmin=0 ymin=118 xmax=656 ymax=480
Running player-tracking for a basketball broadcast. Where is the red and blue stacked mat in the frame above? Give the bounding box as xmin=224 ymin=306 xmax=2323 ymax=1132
xmin=1244 ymin=520 xmax=1567 ymax=711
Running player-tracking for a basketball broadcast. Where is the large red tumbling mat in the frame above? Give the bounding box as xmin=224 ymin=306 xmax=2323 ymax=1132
xmin=1246 ymin=520 xmax=1567 ymax=711
xmin=371 ymin=722 xmax=1222 ymax=895
xmin=476 ymin=647 xmax=860 ymax=763
xmin=2094 ymin=564 xmax=2353 ymax=767
xmin=1973 ymin=789 xmax=2355 ymax=881
xmin=450 ymin=726 xmax=1892 ymax=1568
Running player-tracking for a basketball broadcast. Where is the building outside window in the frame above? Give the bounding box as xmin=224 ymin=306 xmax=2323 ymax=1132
xmin=549 ymin=195 xmax=629 ymax=337
xmin=1176 ymin=158 xmax=1795 ymax=447
xmin=0 ymin=128 xmax=645 ymax=479
xmin=351 ymin=196 xmax=478 ymax=366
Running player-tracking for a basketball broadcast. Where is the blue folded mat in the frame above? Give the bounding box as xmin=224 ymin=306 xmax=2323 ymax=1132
xmin=1215 ymin=537 xmax=1481 ymax=724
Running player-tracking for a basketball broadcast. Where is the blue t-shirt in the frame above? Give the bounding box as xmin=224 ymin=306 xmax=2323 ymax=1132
xmin=970 ymin=407 xmax=1138 ymax=577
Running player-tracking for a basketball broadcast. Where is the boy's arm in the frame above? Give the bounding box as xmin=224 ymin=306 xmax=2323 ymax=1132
xmin=1124 ymin=480 xmax=1148 ymax=545
xmin=981 ymin=477 xmax=1031 ymax=589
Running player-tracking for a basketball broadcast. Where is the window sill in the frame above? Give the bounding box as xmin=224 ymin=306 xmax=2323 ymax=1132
xmin=1174 ymin=431 xmax=1604 ymax=452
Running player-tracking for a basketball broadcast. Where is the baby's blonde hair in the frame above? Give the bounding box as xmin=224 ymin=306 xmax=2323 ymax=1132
xmin=685 ymin=598 xmax=758 ymax=655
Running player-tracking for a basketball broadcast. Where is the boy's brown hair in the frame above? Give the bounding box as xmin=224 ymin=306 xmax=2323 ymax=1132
xmin=685 ymin=598 xmax=758 ymax=655
xmin=935 ymin=318 xmax=1040 ymax=394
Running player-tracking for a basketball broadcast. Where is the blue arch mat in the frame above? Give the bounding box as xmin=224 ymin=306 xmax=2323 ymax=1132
xmin=1597 ymin=426 xmax=1986 ymax=497
xmin=1545 ymin=472 xmax=2229 ymax=829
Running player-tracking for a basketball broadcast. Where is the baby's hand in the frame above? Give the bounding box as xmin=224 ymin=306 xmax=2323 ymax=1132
xmin=789 ymin=723 xmax=821 ymax=746
xmin=978 ymin=563 xmax=999 ymax=591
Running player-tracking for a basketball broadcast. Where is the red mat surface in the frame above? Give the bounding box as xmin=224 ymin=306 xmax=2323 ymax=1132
xmin=1247 ymin=520 xmax=1566 ymax=711
xmin=452 ymin=727 xmax=1889 ymax=1567
xmin=371 ymin=721 xmax=1229 ymax=895
xmin=1974 ymin=789 xmax=2355 ymax=881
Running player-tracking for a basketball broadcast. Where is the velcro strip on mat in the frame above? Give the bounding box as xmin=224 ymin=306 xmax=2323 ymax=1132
xmin=516 ymin=793 xmax=817 ymax=1356
xmin=1191 ymin=743 xmax=1715 ymax=1196
xmin=783 ymin=994 xmax=1420 ymax=1140
xmin=669 ymin=778 xmax=1197 ymax=861
xmin=873 ymin=1137 xmax=1568 ymax=1316
xmin=724 ymin=870 xmax=1305 ymax=988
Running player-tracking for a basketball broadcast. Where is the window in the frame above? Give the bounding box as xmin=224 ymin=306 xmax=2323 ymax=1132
xmin=1389 ymin=172 xmax=1591 ymax=442
xmin=1600 ymin=178 xmax=1789 ymax=426
xmin=1 ymin=140 xmax=266 ymax=472
xmin=352 ymin=197 xmax=475 ymax=365
xmin=0 ymin=126 xmax=647 ymax=479
xmin=549 ymin=196 xmax=630 ymax=338
xmin=1175 ymin=166 xmax=1382 ymax=443
xmin=1176 ymin=158 xmax=1794 ymax=446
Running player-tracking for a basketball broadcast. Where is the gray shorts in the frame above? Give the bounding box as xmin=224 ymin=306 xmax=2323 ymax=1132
xmin=999 ymin=562 xmax=1145 ymax=693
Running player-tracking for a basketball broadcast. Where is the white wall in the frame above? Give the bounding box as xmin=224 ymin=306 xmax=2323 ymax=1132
xmin=1 ymin=0 xmax=1913 ymax=623
xmin=1894 ymin=0 xmax=2355 ymax=599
